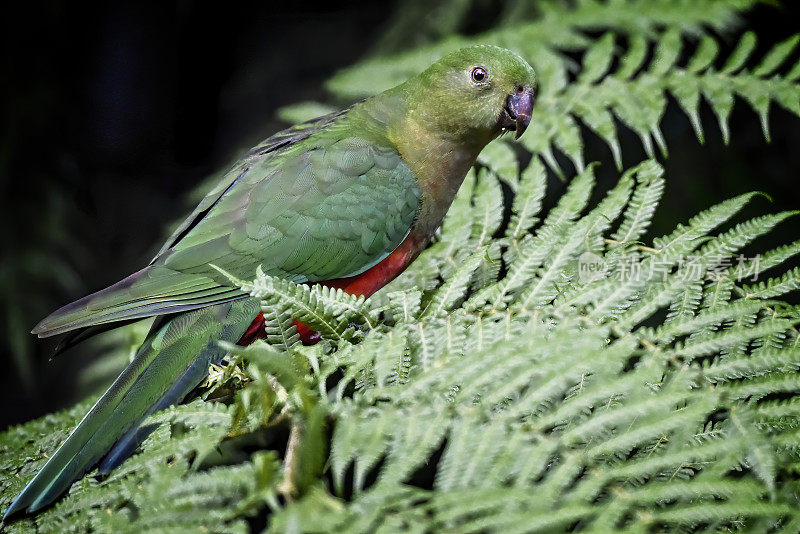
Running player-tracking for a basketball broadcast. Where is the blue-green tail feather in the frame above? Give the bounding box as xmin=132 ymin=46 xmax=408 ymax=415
xmin=97 ymin=339 xmax=219 ymax=474
xmin=4 ymin=298 xmax=260 ymax=519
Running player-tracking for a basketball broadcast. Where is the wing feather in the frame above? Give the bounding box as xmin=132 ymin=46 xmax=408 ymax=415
xmin=34 ymin=112 xmax=420 ymax=338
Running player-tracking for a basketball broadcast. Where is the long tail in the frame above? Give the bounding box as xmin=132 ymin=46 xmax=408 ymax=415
xmin=4 ymin=298 xmax=261 ymax=518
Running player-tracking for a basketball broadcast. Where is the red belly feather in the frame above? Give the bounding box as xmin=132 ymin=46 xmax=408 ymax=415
xmin=237 ymin=236 xmax=418 ymax=345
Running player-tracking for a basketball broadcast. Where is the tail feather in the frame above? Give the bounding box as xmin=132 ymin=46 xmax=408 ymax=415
xmin=4 ymin=297 xmax=260 ymax=518
xmin=31 ymin=266 xmax=243 ymax=338
xmin=98 ymin=341 xmax=217 ymax=474
xmin=51 ymin=320 xmax=140 ymax=359
xmin=99 ymin=299 xmax=256 ymax=473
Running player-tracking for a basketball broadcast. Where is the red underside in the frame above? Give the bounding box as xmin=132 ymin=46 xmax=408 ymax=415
xmin=237 ymin=236 xmax=417 ymax=346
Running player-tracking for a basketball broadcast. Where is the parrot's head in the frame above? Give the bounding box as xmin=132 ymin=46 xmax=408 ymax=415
xmin=408 ymin=45 xmax=537 ymax=144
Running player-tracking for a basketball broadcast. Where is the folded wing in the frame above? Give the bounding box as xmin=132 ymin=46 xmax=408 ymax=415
xmin=34 ymin=122 xmax=419 ymax=338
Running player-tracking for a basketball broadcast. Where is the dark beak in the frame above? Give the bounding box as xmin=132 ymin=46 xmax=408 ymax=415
xmin=499 ymin=86 xmax=533 ymax=140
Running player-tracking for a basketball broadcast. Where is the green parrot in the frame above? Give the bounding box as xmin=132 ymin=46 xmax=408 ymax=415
xmin=5 ymin=45 xmax=535 ymax=517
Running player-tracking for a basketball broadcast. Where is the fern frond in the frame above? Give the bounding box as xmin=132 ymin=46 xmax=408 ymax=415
xmin=744 ymin=266 xmax=800 ymax=300
xmin=609 ymin=161 xmax=665 ymax=247
xmin=261 ymin=299 xmax=300 ymax=352
xmin=506 ymin=158 xmax=547 ymax=241
xmin=654 ymin=299 xmax=777 ymax=344
xmin=386 ymin=289 xmax=422 ymax=324
xmin=422 ymin=246 xmax=487 ymax=318
xmin=652 ymin=192 xmax=763 ymax=257
xmin=245 ymin=268 xmax=376 ymax=341
xmin=470 ymin=168 xmax=504 ymax=248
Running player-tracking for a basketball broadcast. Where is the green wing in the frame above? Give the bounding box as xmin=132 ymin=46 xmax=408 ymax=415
xmin=34 ymin=117 xmax=420 ymax=337
xmin=152 ymin=109 xmax=350 ymax=261
xmin=162 ymin=135 xmax=419 ymax=281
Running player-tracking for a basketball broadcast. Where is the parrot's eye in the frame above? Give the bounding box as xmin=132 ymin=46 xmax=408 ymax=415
xmin=470 ymin=66 xmax=488 ymax=84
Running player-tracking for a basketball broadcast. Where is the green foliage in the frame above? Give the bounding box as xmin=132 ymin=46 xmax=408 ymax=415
xmin=1 ymin=399 xmax=265 ymax=532
xmin=6 ymin=150 xmax=799 ymax=530
xmin=4 ymin=0 xmax=800 ymax=532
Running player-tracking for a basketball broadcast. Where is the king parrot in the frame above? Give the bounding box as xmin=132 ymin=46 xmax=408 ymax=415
xmin=5 ymin=45 xmax=535 ymax=517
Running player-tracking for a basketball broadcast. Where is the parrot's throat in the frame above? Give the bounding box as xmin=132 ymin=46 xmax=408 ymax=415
xmin=391 ymin=119 xmax=486 ymax=242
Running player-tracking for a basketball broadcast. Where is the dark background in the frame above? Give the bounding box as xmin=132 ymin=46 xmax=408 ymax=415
xmin=1 ymin=1 xmax=799 ymax=428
